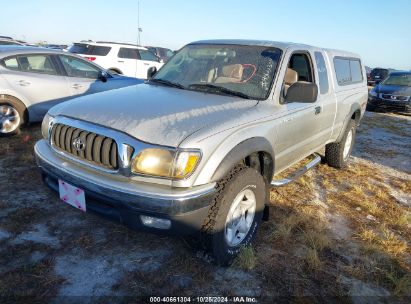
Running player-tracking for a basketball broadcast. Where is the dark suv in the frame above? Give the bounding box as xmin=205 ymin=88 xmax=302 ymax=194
xmin=368 ymin=71 xmax=411 ymax=113
xmin=368 ymin=68 xmax=389 ymax=86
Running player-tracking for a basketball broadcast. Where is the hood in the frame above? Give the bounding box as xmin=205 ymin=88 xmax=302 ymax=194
xmin=49 ymin=84 xmax=258 ymax=147
xmin=110 ymin=74 xmax=144 ymax=84
xmin=375 ymin=84 xmax=411 ymax=96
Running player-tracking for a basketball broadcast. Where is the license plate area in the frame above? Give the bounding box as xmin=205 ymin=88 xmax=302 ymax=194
xmin=58 ymin=179 xmax=86 ymax=212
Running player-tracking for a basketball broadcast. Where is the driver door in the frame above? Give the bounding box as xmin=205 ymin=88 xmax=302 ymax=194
xmin=274 ymin=51 xmax=323 ymax=171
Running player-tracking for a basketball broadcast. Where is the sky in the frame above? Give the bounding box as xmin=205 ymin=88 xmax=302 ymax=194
xmin=2 ymin=0 xmax=411 ymax=70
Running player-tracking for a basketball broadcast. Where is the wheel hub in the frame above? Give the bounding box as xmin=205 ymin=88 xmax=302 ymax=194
xmin=224 ymin=188 xmax=256 ymax=247
xmin=343 ymin=129 xmax=353 ymax=160
xmin=0 ymin=105 xmax=20 ymax=134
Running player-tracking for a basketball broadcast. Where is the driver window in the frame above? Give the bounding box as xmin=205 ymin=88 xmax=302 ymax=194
xmin=283 ymin=52 xmax=314 ymax=96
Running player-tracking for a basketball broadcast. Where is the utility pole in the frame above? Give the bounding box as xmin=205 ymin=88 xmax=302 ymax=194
xmin=137 ymin=0 xmax=142 ymax=45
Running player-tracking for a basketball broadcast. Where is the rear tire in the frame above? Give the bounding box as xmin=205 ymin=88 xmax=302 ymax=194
xmin=325 ymin=120 xmax=356 ymax=169
xmin=201 ymin=165 xmax=266 ymax=266
xmin=0 ymin=96 xmax=26 ymax=137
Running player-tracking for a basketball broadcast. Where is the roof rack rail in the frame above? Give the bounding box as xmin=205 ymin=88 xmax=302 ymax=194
xmin=96 ymin=41 xmax=141 ymax=47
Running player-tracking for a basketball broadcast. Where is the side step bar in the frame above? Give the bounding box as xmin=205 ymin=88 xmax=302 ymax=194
xmin=271 ymin=154 xmax=322 ymax=187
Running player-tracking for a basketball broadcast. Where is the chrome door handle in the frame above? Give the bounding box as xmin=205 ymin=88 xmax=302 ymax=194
xmin=314 ymin=106 xmax=321 ymax=115
xmin=72 ymin=84 xmax=83 ymax=89
xmin=118 ymin=60 xmax=124 ymax=63
xmin=18 ymin=80 xmax=31 ymax=86
xmin=144 ymin=63 xmax=150 ymax=66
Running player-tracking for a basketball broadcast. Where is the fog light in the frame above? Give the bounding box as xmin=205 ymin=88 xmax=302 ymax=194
xmin=140 ymin=215 xmax=171 ymax=229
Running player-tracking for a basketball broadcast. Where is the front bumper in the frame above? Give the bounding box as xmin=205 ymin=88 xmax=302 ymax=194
xmin=367 ymin=97 xmax=411 ymax=113
xmin=34 ymin=140 xmax=216 ymax=235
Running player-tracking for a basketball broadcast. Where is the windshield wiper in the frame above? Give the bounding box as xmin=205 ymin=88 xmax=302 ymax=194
xmin=149 ymin=78 xmax=185 ymax=89
xmin=188 ymin=83 xmax=251 ymax=99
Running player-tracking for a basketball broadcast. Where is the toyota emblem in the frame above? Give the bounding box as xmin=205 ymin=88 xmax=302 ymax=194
xmin=72 ymin=137 xmax=86 ymax=152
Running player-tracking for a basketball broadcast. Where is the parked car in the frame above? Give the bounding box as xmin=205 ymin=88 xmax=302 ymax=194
xmin=0 ymin=46 xmax=143 ymax=135
xmin=368 ymin=71 xmax=411 ymax=113
xmin=368 ymin=68 xmax=389 ymax=86
xmin=35 ymin=40 xmax=367 ymax=265
xmin=0 ymin=36 xmax=24 ymax=46
xmin=145 ymin=46 xmax=174 ymax=62
xmin=68 ymin=41 xmax=163 ymax=79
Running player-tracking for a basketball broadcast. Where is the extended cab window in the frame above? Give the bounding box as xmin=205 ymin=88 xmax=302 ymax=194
xmin=118 ymin=48 xmax=140 ymax=60
xmin=314 ymin=52 xmax=329 ymax=94
xmin=3 ymin=54 xmax=58 ymax=75
xmin=334 ymin=57 xmax=363 ymax=85
xmin=59 ymin=55 xmax=100 ymax=79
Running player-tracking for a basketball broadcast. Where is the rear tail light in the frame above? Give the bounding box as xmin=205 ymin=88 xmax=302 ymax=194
xmin=85 ymin=56 xmax=96 ymax=61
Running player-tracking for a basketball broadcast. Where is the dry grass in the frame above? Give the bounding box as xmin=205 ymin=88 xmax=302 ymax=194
xmin=0 ymin=258 xmax=65 ymax=301
xmin=234 ymin=246 xmax=257 ymax=270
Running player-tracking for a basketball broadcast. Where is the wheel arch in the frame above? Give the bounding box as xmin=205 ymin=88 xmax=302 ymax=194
xmin=210 ymin=137 xmax=275 ymax=185
xmin=336 ymin=102 xmax=361 ymax=143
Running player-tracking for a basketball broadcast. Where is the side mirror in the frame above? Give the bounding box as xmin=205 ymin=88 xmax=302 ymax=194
xmin=98 ymin=71 xmax=108 ymax=83
xmin=285 ymin=82 xmax=318 ymax=103
xmin=147 ymin=66 xmax=157 ymax=79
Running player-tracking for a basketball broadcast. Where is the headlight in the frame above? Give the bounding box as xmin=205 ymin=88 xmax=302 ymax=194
xmin=131 ymin=148 xmax=201 ymax=179
xmin=41 ymin=113 xmax=54 ymax=140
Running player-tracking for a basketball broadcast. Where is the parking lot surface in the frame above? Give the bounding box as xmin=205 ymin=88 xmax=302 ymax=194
xmin=0 ymin=112 xmax=410 ymax=302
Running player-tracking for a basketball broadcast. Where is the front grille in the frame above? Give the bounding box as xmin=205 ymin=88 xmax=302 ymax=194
xmin=381 ymin=94 xmax=409 ymax=102
xmin=51 ymin=123 xmax=118 ymax=170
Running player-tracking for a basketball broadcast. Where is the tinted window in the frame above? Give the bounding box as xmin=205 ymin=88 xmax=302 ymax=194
xmin=4 ymin=55 xmax=58 ymax=75
xmin=118 ymin=48 xmax=140 ymax=59
xmin=289 ymin=53 xmax=313 ymax=82
xmin=60 ymin=55 xmax=100 ymax=79
xmin=334 ymin=57 xmax=363 ymax=85
xmin=146 ymin=47 xmax=157 ymax=55
xmin=69 ymin=44 xmax=111 ymax=56
xmin=166 ymin=49 xmax=174 ymax=58
xmin=314 ymin=52 xmax=329 ymax=94
xmin=139 ymin=50 xmax=158 ymax=61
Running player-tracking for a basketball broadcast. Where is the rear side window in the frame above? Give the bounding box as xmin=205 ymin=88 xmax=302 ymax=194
xmin=118 ymin=48 xmax=140 ymax=59
xmin=334 ymin=57 xmax=363 ymax=85
xmin=139 ymin=50 xmax=159 ymax=62
xmin=314 ymin=52 xmax=329 ymax=94
xmin=3 ymin=55 xmax=57 ymax=75
xmin=69 ymin=44 xmax=111 ymax=56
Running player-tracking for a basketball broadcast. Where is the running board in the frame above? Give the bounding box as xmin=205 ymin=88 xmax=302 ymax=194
xmin=271 ymin=154 xmax=322 ymax=187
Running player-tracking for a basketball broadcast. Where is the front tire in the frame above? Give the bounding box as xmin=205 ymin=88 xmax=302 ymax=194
xmin=325 ymin=120 xmax=356 ymax=169
xmin=201 ymin=165 xmax=266 ymax=266
xmin=0 ymin=97 xmax=26 ymax=136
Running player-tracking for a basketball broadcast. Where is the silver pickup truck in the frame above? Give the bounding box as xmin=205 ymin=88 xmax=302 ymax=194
xmin=34 ymin=40 xmax=368 ymax=265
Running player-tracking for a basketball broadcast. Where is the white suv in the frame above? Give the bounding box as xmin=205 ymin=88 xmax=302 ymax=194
xmin=68 ymin=41 xmax=164 ymax=79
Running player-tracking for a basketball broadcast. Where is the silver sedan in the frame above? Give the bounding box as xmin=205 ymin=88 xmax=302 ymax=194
xmin=0 ymin=46 xmax=143 ymax=135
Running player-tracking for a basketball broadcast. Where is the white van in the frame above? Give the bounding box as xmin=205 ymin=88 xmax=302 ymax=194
xmin=68 ymin=41 xmax=164 ymax=79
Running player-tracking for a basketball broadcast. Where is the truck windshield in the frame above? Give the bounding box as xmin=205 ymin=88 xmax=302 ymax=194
xmin=381 ymin=74 xmax=411 ymax=86
xmin=151 ymin=44 xmax=282 ymax=100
